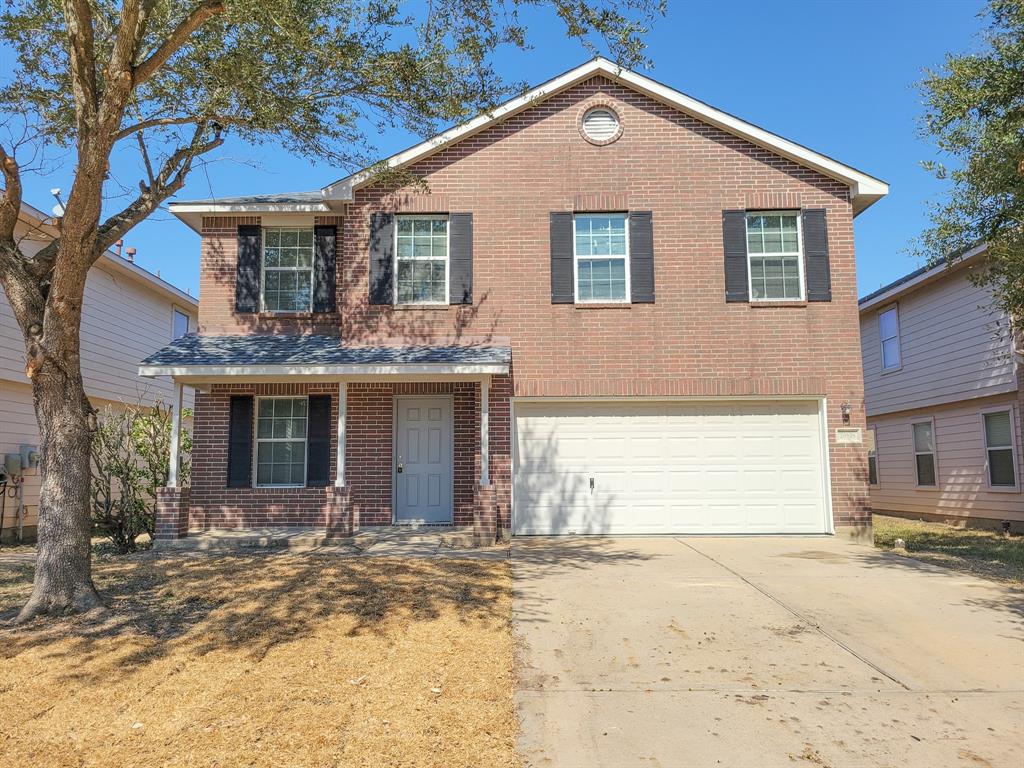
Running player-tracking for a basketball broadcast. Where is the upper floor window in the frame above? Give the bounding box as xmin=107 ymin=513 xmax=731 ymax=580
xmin=745 ymin=212 xmax=803 ymax=301
xmin=255 ymin=397 xmax=307 ymax=487
xmin=912 ymin=419 xmax=937 ymax=487
xmin=172 ymin=308 xmax=190 ymax=340
xmin=396 ymin=215 xmax=448 ymax=304
xmin=574 ymin=213 xmax=629 ymax=302
xmin=878 ymin=305 xmax=901 ymax=371
xmin=982 ymin=409 xmax=1018 ymax=488
xmin=262 ymin=227 xmax=314 ymax=312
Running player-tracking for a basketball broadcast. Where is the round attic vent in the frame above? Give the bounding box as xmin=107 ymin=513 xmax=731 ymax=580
xmin=581 ymin=107 xmax=621 ymax=143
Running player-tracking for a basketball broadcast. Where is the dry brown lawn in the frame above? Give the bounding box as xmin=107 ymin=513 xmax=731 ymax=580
xmin=0 ymin=552 xmax=517 ymax=767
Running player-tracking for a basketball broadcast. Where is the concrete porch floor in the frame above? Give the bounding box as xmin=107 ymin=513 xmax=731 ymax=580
xmin=156 ymin=526 xmax=511 ymax=559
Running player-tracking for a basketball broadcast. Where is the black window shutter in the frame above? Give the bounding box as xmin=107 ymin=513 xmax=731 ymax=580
xmin=802 ymin=209 xmax=832 ymax=302
xmin=227 ymin=396 xmax=254 ymax=488
xmin=722 ymin=210 xmax=749 ymax=303
xmin=313 ymin=224 xmax=337 ymax=313
xmin=369 ymin=212 xmax=394 ymax=305
xmin=449 ymin=213 xmax=473 ymax=305
xmin=306 ymin=394 xmax=332 ymax=487
xmin=550 ymin=212 xmax=574 ymax=304
xmin=629 ymin=211 xmax=655 ymax=303
xmin=235 ymin=225 xmax=261 ymax=313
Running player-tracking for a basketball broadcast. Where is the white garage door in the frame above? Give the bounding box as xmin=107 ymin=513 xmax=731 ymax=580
xmin=513 ymin=400 xmax=829 ymax=535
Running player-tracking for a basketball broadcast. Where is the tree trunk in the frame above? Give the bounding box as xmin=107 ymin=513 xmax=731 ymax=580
xmin=16 ymin=362 xmax=102 ymax=622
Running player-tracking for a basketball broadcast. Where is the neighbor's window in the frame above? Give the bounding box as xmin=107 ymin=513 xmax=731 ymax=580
xmin=396 ymin=215 xmax=448 ymax=304
xmin=879 ymin=305 xmax=901 ymax=371
xmin=172 ymin=308 xmax=190 ymax=340
xmin=262 ymin=227 xmax=314 ymax=312
xmin=574 ymin=213 xmax=628 ymax=302
xmin=912 ymin=420 xmax=937 ymax=487
xmin=983 ymin=410 xmax=1017 ymax=488
xmin=255 ymin=397 xmax=308 ymax=487
xmin=867 ymin=427 xmax=879 ymax=486
xmin=745 ymin=212 xmax=803 ymax=301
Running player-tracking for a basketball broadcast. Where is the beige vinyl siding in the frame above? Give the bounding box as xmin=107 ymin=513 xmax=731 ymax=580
xmin=868 ymin=394 xmax=1024 ymax=524
xmin=861 ymin=268 xmax=1015 ymax=416
xmin=1 ymin=220 xmax=196 ymax=407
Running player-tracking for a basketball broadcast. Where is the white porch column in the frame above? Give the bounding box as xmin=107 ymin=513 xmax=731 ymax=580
xmin=335 ymin=381 xmax=347 ymax=487
xmin=167 ymin=380 xmax=184 ymax=488
xmin=480 ymin=376 xmax=490 ymax=486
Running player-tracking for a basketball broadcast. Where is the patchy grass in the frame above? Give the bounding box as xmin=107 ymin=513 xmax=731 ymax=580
xmin=874 ymin=514 xmax=1024 ymax=587
xmin=0 ymin=552 xmax=517 ymax=768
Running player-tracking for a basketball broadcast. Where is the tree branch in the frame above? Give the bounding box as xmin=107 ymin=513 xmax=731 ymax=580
xmin=0 ymin=145 xmax=23 ymax=245
xmin=60 ymin=0 xmax=99 ymax=130
xmin=114 ymin=113 xmax=236 ymax=141
xmin=132 ymin=1 xmax=226 ymax=86
xmin=94 ymin=123 xmax=224 ymax=257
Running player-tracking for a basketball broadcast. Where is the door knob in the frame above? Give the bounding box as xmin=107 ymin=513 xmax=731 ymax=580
xmin=397 ymin=463 xmax=404 ymax=474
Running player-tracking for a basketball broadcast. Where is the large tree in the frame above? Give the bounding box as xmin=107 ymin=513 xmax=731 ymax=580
xmin=918 ymin=0 xmax=1024 ymax=345
xmin=0 ymin=0 xmax=662 ymax=621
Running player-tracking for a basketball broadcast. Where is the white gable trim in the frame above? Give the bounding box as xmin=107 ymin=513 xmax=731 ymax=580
xmin=321 ymin=57 xmax=888 ymax=214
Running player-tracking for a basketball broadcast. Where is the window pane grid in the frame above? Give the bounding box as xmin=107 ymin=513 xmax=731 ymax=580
xmin=396 ymin=216 xmax=447 ymax=303
xmin=263 ymin=228 xmax=314 ymax=312
xmin=745 ymin=213 xmax=802 ymax=300
xmin=575 ymin=214 xmax=628 ymax=302
xmin=255 ymin=397 xmax=307 ymax=486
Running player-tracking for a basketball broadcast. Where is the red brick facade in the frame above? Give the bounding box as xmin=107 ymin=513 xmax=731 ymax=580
xmin=181 ymin=74 xmax=872 ymax=535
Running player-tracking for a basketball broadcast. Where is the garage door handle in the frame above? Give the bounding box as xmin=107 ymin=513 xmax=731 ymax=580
xmin=589 ymin=477 xmax=594 ymax=491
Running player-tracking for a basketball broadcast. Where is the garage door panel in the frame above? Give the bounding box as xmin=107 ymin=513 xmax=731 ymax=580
xmin=513 ymin=400 xmax=828 ymax=535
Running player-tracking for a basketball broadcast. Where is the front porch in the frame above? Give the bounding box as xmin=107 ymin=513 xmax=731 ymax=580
xmin=141 ymin=335 xmax=512 ymax=546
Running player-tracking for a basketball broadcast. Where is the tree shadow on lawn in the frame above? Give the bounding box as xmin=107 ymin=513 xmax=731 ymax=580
xmin=0 ymin=538 xmax=654 ymax=684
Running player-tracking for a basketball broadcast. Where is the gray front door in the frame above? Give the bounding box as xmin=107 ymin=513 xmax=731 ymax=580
xmin=395 ymin=396 xmax=453 ymax=523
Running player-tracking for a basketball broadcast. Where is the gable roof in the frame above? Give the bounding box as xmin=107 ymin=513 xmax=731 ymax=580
xmin=857 ymin=244 xmax=988 ymax=312
xmin=169 ymin=57 xmax=888 ymax=229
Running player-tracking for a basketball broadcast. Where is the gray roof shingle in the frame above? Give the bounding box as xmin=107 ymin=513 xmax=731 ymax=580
xmin=141 ymin=334 xmax=511 ymax=368
xmin=173 ymin=191 xmax=325 ymax=205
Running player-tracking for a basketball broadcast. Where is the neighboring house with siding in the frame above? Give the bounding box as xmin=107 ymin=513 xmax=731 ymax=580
xmin=858 ymin=246 xmax=1023 ymax=530
xmin=143 ymin=58 xmax=888 ymax=543
xmin=0 ymin=200 xmax=197 ymax=542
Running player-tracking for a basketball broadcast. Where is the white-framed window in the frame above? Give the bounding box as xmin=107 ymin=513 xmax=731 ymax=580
xmin=912 ymin=419 xmax=938 ymax=488
xmin=867 ymin=426 xmax=879 ymax=486
xmin=262 ymin=227 xmax=314 ymax=312
xmin=878 ymin=305 xmax=901 ymax=372
xmin=981 ymin=408 xmax=1018 ymax=489
xmin=171 ymin=307 xmax=190 ymax=340
xmin=395 ymin=215 xmax=449 ymax=304
xmin=745 ymin=212 xmax=804 ymax=301
xmin=574 ymin=213 xmax=629 ymax=302
xmin=255 ymin=397 xmax=308 ymax=487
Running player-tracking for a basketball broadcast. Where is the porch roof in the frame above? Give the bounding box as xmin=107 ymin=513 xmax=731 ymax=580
xmin=139 ymin=334 xmax=511 ymax=378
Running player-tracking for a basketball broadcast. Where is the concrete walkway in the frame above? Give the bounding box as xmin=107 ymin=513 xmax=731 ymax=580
xmin=513 ymin=536 xmax=1024 ymax=768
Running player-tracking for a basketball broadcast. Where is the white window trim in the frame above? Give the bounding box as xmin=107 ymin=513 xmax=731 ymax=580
xmin=911 ymin=417 xmax=939 ymax=490
xmin=253 ymin=395 xmax=310 ymax=489
xmin=170 ymin=305 xmax=191 ymax=340
xmin=260 ymin=226 xmax=315 ymax=314
xmin=979 ymin=405 xmax=1020 ymax=492
xmin=878 ymin=303 xmax=902 ymax=373
xmin=745 ymin=210 xmax=805 ymax=303
xmin=867 ymin=425 xmax=879 ymax=487
xmin=573 ymin=212 xmax=631 ymax=304
xmin=393 ymin=214 xmax=450 ymax=306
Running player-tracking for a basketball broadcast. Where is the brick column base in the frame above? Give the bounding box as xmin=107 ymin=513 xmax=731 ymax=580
xmin=325 ymin=486 xmax=353 ymax=540
xmin=473 ymin=485 xmax=498 ymax=546
xmin=155 ymin=487 xmax=190 ymax=542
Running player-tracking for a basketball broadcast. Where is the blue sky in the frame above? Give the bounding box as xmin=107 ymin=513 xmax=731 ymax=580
xmin=8 ymin=0 xmax=988 ymax=299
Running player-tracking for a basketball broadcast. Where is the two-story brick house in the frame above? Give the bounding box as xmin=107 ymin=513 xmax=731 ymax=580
xmin=143 ymin=58 xmax=888 ymax=543
xmin=859 ymin=246 xmax=1023 ymax=530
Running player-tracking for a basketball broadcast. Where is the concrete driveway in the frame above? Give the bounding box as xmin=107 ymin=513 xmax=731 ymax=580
xmin=513 ymin=536 xmax=1024 ymax=768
